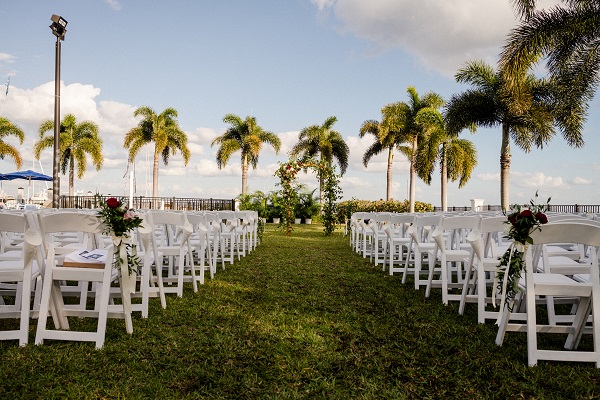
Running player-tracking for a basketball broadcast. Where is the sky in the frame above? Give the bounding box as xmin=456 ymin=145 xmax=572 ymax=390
xmin=0 ymin=0 xmax=598 ymax=208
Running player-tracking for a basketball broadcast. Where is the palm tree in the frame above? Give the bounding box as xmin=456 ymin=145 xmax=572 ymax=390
xmin=415 ymin=111 xmax=477 ymax=211
xmin=124 ymin=106 xmax=190 ymax=198
xmin=212 ymin=114 xmax=281 ymax=196
xmin=0 ymin=117 xmax=25 ymax=169
xmin=291 ymin=116 xmax=349 ymax=203
xmin=380 ymin=87 xmax=444 ymax=212
xmin=36 ymin=114 xmax=103 ymax=196
xmin=359 ymin=109 xmax=410 ymax=201
xmin=445 ymin=60 xmax=580 ymax=210
xmin=502 ymin=0 xmax=598 ymax=134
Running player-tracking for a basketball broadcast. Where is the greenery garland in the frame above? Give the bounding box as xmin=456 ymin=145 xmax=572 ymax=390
xmin=274 ymin=158 xmax=342 ymax=236
xmin=496 ymin=192 xmax=550 ymax=311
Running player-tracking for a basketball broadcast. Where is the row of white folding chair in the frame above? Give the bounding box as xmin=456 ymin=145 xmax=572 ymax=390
xmin=494 ymin=221 xmax=600 ymax=367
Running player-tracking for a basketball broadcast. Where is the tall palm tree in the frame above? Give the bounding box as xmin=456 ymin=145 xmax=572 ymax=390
xmin=124 ymin=106 xmax=190 ymax=198
xmin=36 ymin=114 xmax=103 ymax=196
xmin=415 ymin=111 xmax=477 ymax=211
xmin=380 ymin=87 xmax=444 ymax=212
xmin=502 ymin=0 xmax=598 ymax=133
xmin=445 ymin=60 xmax=579 ymax=210
xmin=291 ymin=116 xmax=349 ymax=203
xmin=0 ymin=117 xmax=25 ymax=169
xmin=212 ymin=114 xmax=281 ymax=196
xmin=359 ymin=108 xmax=410 ymax=200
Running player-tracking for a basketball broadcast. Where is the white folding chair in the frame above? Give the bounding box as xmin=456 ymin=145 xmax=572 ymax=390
xmin=460 ymin=216 xmax=509 ymax=323
xmin=186 ymin=212 xmax=213 ymax=284
xmin=428 ymin=214 xmax=481 ymax=305
xmin=144 ymin=210 xmax=194 ymax=298
xmin=495 ymin=222 xmax=600 ymax=367
xmin=216 ymin=211 xmax=238 ymax=267
xmin=35 ymin=212 xmax=129 ymax=349
xmin=384 ymin=214 xmax=414 ymax=277
xmin=0 ymin=212 xmax=43 ymax=346
xmin=403 ymin=214 xmax=441 ymax=290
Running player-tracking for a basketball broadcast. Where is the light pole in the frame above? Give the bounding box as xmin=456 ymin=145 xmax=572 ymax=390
xmin=50 ymin=14 xmax=67 ymax=208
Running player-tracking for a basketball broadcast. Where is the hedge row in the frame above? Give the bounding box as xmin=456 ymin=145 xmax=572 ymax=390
xmin=336 ymin=198 xmax=434 ymax=222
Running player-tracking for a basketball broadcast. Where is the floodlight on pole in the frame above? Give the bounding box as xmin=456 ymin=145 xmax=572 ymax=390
xmin=50 ymin=14 xmax=67 ymax=208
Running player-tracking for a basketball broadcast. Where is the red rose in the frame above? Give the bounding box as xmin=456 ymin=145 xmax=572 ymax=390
xmin=507 ymin=213 xmax=518 ymax=225
xmin=535 ymin=212 xmax=548 ymax=224
xmin=520 ymin=209 xmax=533 ymax=218
xmin=106 ymin=197 xmax=119 ymax=209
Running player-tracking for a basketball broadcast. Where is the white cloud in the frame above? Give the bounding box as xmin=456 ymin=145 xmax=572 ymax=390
xmin=477 ymin=173 xmax=500 ymax=182
xmin=105 ymin=0 xmax=122 ymax=11
xmin=277 ymin=131 xmax=300 ymax=155
xmin=98 ymin=101 xmax=138 ymax=137
xmin=313 ymin=0 xmax=562 ymax=77
xmin=571 ymin=177 xmax=593 ymax=185
xmin=194 ymin=159 xmax=237 ymax=177
xmin=340 ymin=175 xmax=373 ymax=189
xmin=3 ymin=81 xmax=103 ymax=134
xmin=0 ymin=52 xmax=16 ymax=63
xmin=511 ymin=172 xmax=565 ymax=188
xmin=192 ymin=127 xmax=219 ymax=145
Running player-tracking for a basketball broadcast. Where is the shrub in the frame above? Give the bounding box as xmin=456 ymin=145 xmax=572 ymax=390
xmin=336 ymin=198 xmax=434 ymax=223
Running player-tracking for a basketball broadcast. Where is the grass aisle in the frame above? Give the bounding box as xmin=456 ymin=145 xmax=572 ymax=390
xmin=1 ymin=224 xmax=599 ymax=399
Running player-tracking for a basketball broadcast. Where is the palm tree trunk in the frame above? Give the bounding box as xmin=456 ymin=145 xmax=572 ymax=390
xmin=242 ymin=154 xmax=249 ymax=196
xmin=409 ymin=136 xmax=418 ymax=213
xmin=152 ymin=149 xmax=160 ymax=198
xmin=440 ymin=143 xmax=447 ymax=212
xmin=68 ymin=158 xmax=75 ymax=197
xmin=319 ymin=175 xmax=324 ymax=206
xmin=386 ymin=147 xmax=394 ymax=201
xmin=500 ymin=123 xmax=511 ymax=211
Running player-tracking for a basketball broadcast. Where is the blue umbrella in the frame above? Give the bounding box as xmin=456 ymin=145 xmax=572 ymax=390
xmin=4 ymin=170 xmax=52 ymax=203
xmin=4 ymin=170 xmax=52 ymax=181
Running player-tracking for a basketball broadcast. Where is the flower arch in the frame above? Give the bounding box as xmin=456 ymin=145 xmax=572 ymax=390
xmin=274 ymin=158 xmax=342 ymax=236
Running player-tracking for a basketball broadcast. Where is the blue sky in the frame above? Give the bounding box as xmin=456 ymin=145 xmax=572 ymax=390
xmin=1 ymin=0 xmax=598 ymax=207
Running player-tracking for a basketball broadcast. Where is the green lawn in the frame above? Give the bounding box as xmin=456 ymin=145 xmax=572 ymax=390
xmin=1 ymin=224 xmax=599 ymax=399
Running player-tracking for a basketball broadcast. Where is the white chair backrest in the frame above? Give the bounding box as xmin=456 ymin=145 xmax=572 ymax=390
xmin=38 ymin=211 xmax=103 ymax=252
xmin=407 ymin=214 xmax=442 ymax=244
xmin=433 ymin=215 xmax=481 ymax=251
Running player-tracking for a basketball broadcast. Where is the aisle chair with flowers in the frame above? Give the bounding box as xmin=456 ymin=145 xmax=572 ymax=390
xmin=34 ymin=211 xmax=130 ymax=349
xmin=495 ymin=221 xmax=600 ymax=367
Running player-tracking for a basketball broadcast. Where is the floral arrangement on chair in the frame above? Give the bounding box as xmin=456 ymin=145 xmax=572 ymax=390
xmin=95 ymin=195 xmax=143 ymax=278
xmin=495 ymin=192 xmax=550 ymax=312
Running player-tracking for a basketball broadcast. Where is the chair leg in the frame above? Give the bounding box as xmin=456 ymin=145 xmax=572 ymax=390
xmin=18 ymin=270 xmax=32 ymax=346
